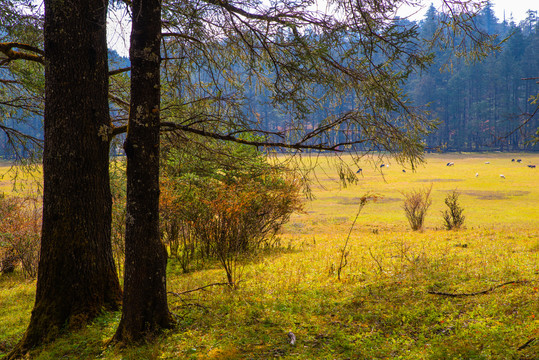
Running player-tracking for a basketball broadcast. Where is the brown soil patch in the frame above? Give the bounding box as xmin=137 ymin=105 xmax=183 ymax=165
xmin=416 ymin=179 xmax=464 ymax=183
xmin=458 ymin=190 xmax=530 ymax=200
xmin=330 ymin=196 xmax=401 ymax=205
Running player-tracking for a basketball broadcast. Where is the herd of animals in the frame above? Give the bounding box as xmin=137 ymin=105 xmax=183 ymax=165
xmin=446 ymin=158 xmax=536 ymax=179
xmin=355 ymin=158 xmax=536 ymax=178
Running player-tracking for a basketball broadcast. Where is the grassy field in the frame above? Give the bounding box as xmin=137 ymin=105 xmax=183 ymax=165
xmin=1 ymin=153 xmax=538 ymax=359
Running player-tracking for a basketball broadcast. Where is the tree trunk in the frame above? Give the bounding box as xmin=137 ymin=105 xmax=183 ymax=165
xmin=113 ymin=0 xmax=173 ymax=343
xmin=8 ymin=1 xmax=122 ymax=358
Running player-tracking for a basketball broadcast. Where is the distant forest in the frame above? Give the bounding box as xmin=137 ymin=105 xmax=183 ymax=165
xmin=406 ymin=4 xmax=539 ymax=151
xmin=245 ymin=3 xmax=539 ymax=152
xmin=1 ymin=3 xmax=538 ymax=158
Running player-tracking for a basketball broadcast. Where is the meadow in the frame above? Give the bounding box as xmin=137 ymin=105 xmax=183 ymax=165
xmin=1 ymin=153 xmax=538 ymax=359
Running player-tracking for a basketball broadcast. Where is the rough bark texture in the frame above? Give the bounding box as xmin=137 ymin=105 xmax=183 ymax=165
xmin=113 ymin=0 xmax=173 ymax=343
xmin=8 ymin=1 xmax=122 ymax=358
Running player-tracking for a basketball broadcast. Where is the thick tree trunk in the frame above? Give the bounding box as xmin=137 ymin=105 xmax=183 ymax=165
xmin=8 ymin=1 xmax=122 ymax=358
xmin=113 ymin=0 xmax=173 ymax=343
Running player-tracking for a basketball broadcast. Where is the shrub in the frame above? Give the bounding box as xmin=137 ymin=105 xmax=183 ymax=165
xmin=160 ymin=137 xmax=303 ymax=284
xmin=402 ymin=184 xmax=432 ymax=231
xmin=0 ymin=194 xmax=41 ymax=278
xmin=442 ymin=190 xmax=465 ymax=230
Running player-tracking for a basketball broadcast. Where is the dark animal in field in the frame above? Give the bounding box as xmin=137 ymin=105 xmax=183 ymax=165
xmin=380 ymin=164 xmax=385 ymax=168
xmin=356 ymin=168 xmax=362 ymax=174
xmin=517 ymin=159 xmax=522 ymax=163
xmin=512 ymin=159 xmax=515 ymax=162
xmin=528 ymin=165 xmax=536 ymax=168
xmin=446 ymin=162 xmax=454 ymax=166
xmin=402 ymin=169 xmax=406 ymax=173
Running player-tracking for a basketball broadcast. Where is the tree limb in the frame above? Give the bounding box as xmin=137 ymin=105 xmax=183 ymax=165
xmin=0 ymin=42 xmax=44 ymax=64
xmin=109 ymin=67 xmax=131 ymax=76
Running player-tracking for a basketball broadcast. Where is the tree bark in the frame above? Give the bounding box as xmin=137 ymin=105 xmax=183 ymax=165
xmin=7 ymin=1 xmax=122 ymax=358
xmin=113 ymin=0 xmax=174 ymax=343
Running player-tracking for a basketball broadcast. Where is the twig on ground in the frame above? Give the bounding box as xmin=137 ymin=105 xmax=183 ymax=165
xmin=427 ymin=280 xmax=528 ymax=297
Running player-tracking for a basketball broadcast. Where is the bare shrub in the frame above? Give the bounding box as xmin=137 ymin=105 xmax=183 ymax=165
xmin=402 ymin=185 xmax=432 ymax=231
xmin=0 ymin=194 xmax=41 ymax=278
xmin=442 ymin=190 xmax=465 ymax=230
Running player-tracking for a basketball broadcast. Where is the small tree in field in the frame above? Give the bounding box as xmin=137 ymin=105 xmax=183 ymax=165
xmin=442 ymin=190 xmax=465 ymax=230
xmin=402 ymin=185 xmax=433 ymax=231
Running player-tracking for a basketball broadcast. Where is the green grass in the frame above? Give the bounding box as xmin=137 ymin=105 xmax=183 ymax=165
xmin=1 ymin=153 xmax=538 ymax=359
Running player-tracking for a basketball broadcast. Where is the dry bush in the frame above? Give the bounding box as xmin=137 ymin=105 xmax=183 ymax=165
xmin=160 ymin=172 xmax=303 ymax=285
xmin=402 ymin=185 xmax=432 ymax=231
xmin=442 ymin=190 xmax=465 ymax=230
xmin=0 ymin=194 xmax=41 ymax=278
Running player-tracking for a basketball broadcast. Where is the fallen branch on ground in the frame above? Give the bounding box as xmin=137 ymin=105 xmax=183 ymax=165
xmin=168 ymin=282 xmax=231 ymax=297
xmin=517 ymin=337 xmax=537 ymax=351
xmin=427 ymin=280 xmax=528 ymax=297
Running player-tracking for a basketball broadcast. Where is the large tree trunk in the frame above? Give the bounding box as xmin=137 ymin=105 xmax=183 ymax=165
xmin=113 ymin=0 xmax=173 ymax=343
xmin=8 ymin=1 xmax=122 ymax=358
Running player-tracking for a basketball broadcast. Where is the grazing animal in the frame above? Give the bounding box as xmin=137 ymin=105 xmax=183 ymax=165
xmin=500 ymin=174 xmax=505 ymax=179
xmin=402 ymin=169 xmax=406 ymax=173
xmin=485 ymin=161 xmax=490 ymax=164
xmin=446 ymin=162 xmax=454 ymax=166
xmin=356 ymin=168 xmax=363 ymax=174
xmin=517 ymin=159 xmax=522 ymax=163
xmin=528 ymin=165 xmax=536 ymax=168
xmin=380 ymin=164 xmax=385 ymax=168
xmin=475 ymin=173 xmax=479 ymax=177
xmin=511 ymin=159 xmax=515 ymax=162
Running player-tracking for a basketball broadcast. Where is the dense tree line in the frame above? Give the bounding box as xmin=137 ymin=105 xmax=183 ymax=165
xmin=407 ymin=4 xmax=539 ymax=151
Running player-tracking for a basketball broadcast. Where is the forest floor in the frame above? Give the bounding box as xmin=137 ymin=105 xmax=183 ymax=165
xmin=1 ymin=153 xmax=538 ymax=359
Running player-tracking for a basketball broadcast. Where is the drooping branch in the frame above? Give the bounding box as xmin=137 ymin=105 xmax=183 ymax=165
xmin=160 ymin=121 xmax=365 ymax=151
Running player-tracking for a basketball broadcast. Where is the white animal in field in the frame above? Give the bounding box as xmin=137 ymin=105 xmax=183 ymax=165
xmin=475 ymin=173 xmax=479 ymax=177
xmin=500 ymin=174 xmax=505 ymax=179
xmin=485 ymin=161 xmax=490 ymax=164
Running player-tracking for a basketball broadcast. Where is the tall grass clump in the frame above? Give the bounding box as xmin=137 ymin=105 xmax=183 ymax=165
xmin=401 ymin=184 xmax=432 ymax=231
xmin=442 ymin=190 xmax=465 ymax=230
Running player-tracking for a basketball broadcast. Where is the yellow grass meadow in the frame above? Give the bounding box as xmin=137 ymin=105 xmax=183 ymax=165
xmin=0 ymin=153 xmax=538 ymax=359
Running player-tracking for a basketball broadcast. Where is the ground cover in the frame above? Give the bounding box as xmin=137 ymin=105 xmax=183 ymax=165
xmin=0 ymin=153 xmax=538 ymax=359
